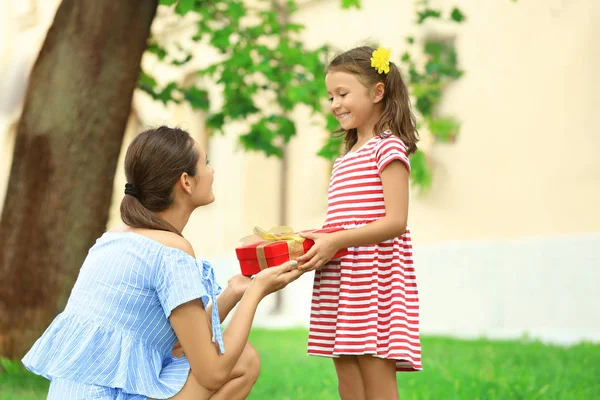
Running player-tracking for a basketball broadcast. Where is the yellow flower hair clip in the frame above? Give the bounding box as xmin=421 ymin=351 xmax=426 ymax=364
xmin=370 ymin=47 xmax=391 ymax=74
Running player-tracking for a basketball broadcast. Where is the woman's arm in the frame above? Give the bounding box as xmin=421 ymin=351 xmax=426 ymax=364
xmin=207 ymin=275 xmax=249 ymax=323
xmin=169 ymin=284 xmax=262 ymax=390
xmin=170 ymin=262 xmax=302 ymax=391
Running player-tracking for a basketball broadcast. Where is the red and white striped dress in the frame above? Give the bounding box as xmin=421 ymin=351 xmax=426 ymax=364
xmin=308 ymin=134 xmax=422 ymax=372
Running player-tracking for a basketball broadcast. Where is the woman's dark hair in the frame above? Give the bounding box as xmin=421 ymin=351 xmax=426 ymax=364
xmin=327 ymin=46 xmax=419 ymax=155
xmin=120 ymin=126 xmax=199 ymax=235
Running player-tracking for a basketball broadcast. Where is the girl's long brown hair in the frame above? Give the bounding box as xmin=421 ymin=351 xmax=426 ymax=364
xmin=328 ymin=46 xmax=419 ymax=155
xmin=120 ymin=126 xmax=199 ymax=236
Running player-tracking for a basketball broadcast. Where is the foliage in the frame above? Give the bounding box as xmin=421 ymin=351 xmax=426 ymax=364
xmin=141 ymin=0 xmax=338 ymax=158
xmin=405 ymin=3 xmax=465 ymax=147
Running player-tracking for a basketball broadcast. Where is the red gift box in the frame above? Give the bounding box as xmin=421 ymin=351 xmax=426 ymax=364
xmin=235 ymin=226 xmax=349 ymax=276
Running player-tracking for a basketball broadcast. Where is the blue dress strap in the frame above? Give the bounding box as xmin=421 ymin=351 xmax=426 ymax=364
xmin=201 ymin=260 xmax=225 ymax=354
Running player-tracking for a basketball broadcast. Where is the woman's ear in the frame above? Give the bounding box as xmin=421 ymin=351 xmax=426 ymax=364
xmin=372 ymin=82 xmax=385 ymax=103
xmin=178 ymin=172 xmax=193 ymax=195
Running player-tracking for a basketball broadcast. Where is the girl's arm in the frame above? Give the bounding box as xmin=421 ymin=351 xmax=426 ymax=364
xmin=297 ymin=159 xmax=409 ymax=271
xmin=335 ymin=160 xmax=409 ymax=247
xmin=169 ymin=261 xmax=302 ymax=391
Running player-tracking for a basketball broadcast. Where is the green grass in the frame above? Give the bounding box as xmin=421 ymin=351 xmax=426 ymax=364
xmin=1 ymin=329 xmax=599 ymax=399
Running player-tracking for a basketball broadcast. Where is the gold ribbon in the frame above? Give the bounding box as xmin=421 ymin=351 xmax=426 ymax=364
xmin=241 ymin=226 xmax=305 ymax=270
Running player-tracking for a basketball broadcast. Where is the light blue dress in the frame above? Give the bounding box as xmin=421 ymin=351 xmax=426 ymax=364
xmin=22 ymin=231 xmax=224 ymax=400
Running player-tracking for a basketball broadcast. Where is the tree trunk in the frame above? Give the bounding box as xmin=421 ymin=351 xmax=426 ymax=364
xmin=0 ymin=0 xmax=157 ymax=358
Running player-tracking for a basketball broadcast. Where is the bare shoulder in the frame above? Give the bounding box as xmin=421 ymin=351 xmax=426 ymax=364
xmin=151 ymin=231 xmax=196 ymax=257
xmin=108 ymin=225 xmax=195 ymax=257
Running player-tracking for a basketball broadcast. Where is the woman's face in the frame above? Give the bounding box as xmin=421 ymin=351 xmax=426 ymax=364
xmin=190 ymin=141 xmax=215 ymax=207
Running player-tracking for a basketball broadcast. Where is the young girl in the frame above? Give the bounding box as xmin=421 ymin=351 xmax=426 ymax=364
xmin=297 ymin=46 xmax=422 ymax=399
xmin=22 ymin=126 xmax=303 ymax=400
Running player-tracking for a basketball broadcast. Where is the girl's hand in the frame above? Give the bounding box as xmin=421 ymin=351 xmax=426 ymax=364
xmin=227 ymin=274 xmax=252 ymax=302
xmin=296 ymin=231 xmax=340 ymax=271
xmin=252 ymin=260 xmax=304 ymax=297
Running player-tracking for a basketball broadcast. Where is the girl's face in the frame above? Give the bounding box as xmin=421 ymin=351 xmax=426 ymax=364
xmin=326 ymin=71 xmax=383 ymax=135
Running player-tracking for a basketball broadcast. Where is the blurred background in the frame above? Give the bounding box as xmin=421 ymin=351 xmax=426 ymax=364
xmin=1 ymin=0 xmax=599 ymax=399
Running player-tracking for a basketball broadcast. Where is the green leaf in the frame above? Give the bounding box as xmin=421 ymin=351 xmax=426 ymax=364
xmin=157 ymin=82 xmax=180 ymax=105
xmin=341 ymin=0 xmax=361 ymax=9
xmin=175 ymin=0 xmax=195 ymax=16
xmin=172 ymin=54 xmax=193 ymax=66
xmin=223 ymin=90 xmax=259 ymax=118
xmin=159 ymin=0 xmax=177 ymax=5
xmin=409 ymin=150 xmax=433 ymax=192
xmin=228 ymin=2 xmax=246 ymax=19
xmin=206 ymin=113 xmax=226 ymax=131
xmin=285 ymin=86 xmax=310 ymax=105
xmin=211 ymin=26 xmax=234 ymax=52
xmin=138 ymin=70 xmax=158 ymax=90
xmin=425 ymin=60 xmax=441 ymax=75
xmin=259 ymin=11 xmax=280 ymax=35
xmin=146 ymin=42 xmax=167 ymax=60
xmin=417 ymin=8 xmax=442 ymax=24
xmin=183 ymin=87 xmax=209 ymax=110
xmin=139 ymin=81 xmax=180 ymax=105
xmin=198 ymin=64 xmax=220 ymax=77
xmin=286 ymin=23 xmax=304 ymax=33
xmin=423 ymin=39 xmax=463 ymax=80
xmin=272 ymin=116 xmax=296 ymax=143
xmin=240 ymin=118 xmax=283 ymax=158
xmin=326 ymin=113 xmax=340 ymax=132
xmin=426 ymin=116 xmax=460 ymax=142
xmin=450 ymin=7 xmax=466 ymax=23
xmin=317 ymin=134 xmax=344 ymax=162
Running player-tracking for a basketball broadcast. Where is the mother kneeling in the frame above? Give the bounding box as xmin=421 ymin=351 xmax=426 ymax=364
xmin=22 ymin=126 xmax=303 ymax=400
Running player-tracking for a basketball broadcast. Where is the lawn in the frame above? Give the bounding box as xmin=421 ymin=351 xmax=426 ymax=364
xmin=1 ymin=329 xmax=598 ymax=399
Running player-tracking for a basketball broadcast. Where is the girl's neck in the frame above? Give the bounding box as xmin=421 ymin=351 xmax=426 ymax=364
xmin=356 ymin=129 xmax=375 ymax=145
xmin=356 ymin=107 xmax=383 ymax=143
xmin=351 ymin=133 xmax=374 ymax=153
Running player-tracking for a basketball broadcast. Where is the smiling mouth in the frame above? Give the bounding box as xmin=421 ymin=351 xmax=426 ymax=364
xmin=337 ymin=113 xmax=350 ymax=120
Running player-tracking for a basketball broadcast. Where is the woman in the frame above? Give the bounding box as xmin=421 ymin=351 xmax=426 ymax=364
xmin=22 ymin=126 xmax=303 ymax=400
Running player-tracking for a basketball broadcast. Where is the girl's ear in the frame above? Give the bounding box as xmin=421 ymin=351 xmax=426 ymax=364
xmin=372 ymin=82 xmax=385 ymax=103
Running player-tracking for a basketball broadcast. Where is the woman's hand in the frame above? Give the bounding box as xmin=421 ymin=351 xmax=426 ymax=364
xmin=296 ymin=231 xmax=341 ymax=271
xmin=227 ymin=274 xmax=252 ymax=302
xmin=251 ymin=260 xmax=304 ymax=297
xmin=171 ymin=340 xmax=185 ymax=357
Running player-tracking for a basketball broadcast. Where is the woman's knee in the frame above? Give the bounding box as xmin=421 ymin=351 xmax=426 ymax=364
xmin=234 ymin=343 xmax=260 ymax=383
xmin=240 ymin=343 xmax=261 ymax=382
